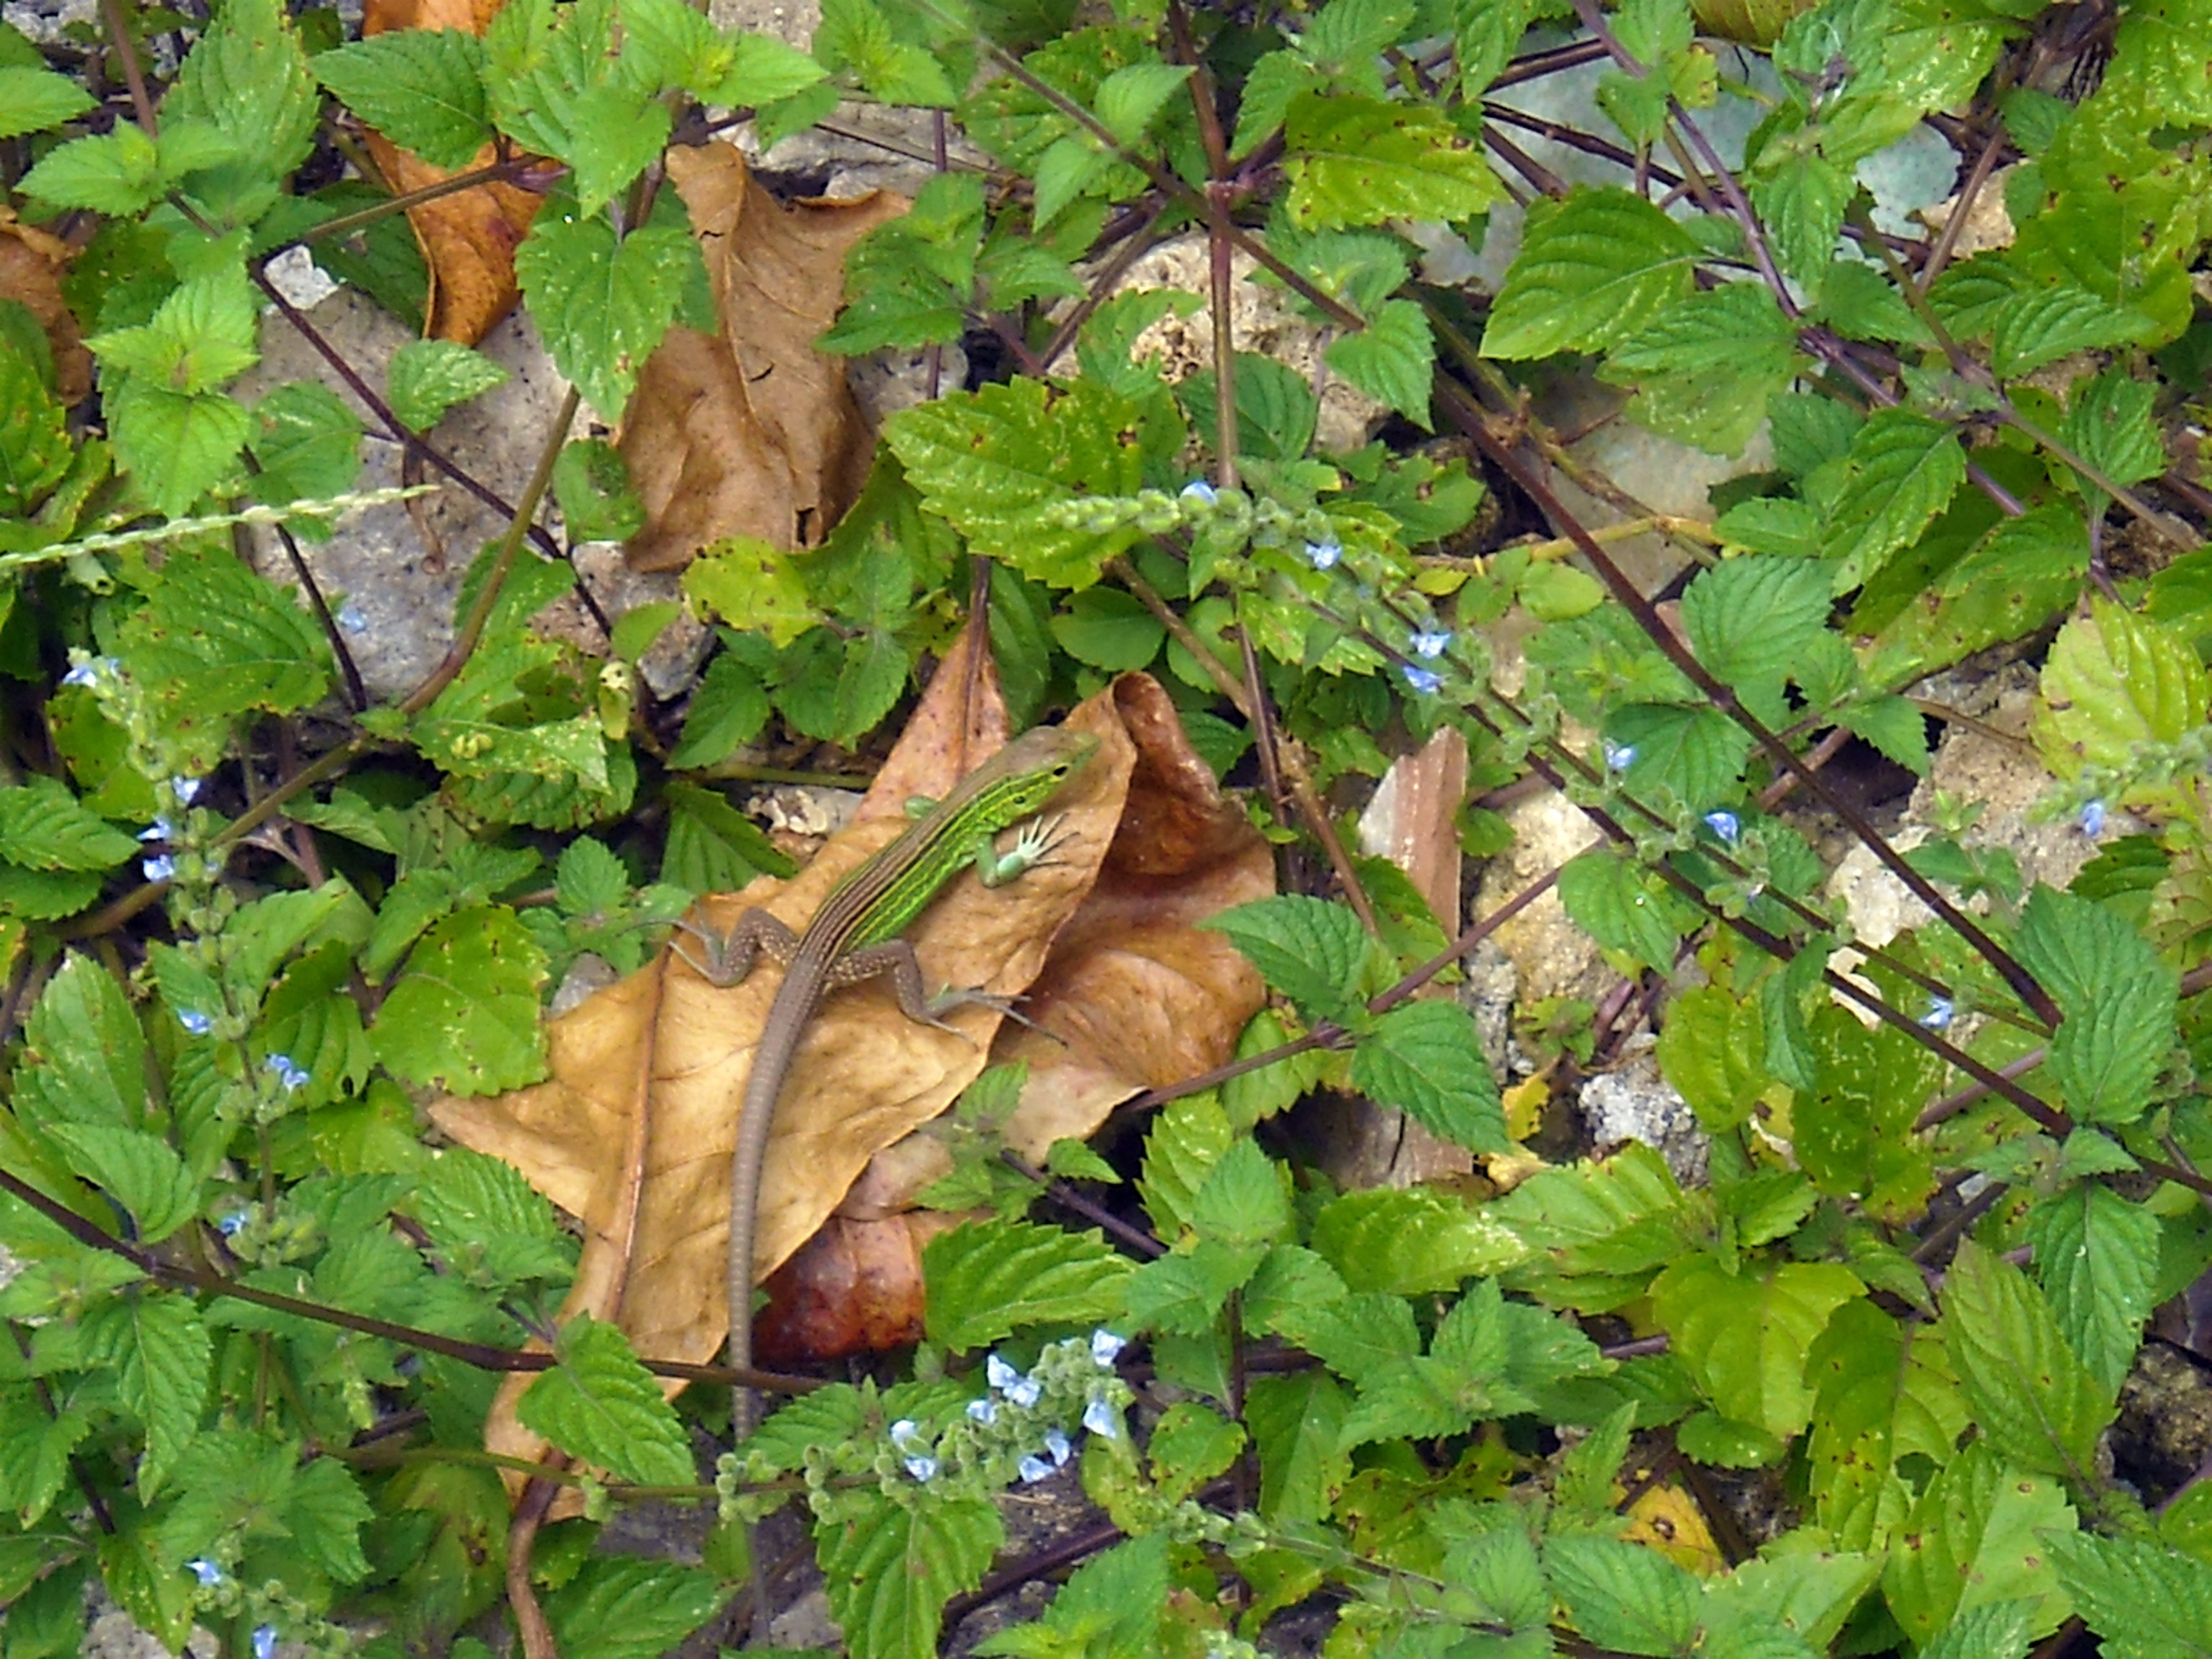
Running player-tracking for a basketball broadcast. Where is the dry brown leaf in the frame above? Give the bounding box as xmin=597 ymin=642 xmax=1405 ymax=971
xmin=755 ymin=676 xmax=1276 ymax=1360
xmin=752 ymin=1210 xmax=966 ymax=1367
xmin=0 ymin=210 xmax=91 ymax=404
xmin=995 ymin=674 xmax=1274 ymax=1159
xmin=432 ymin=663 xmax=1134 ymax=1500
xmin=1359 ymin=726 xmax=1468 ymax=933
xmin=361 ymin=0 xmax=541 ymax=344
xmin=618 ymin=142 xmax=901 ymax=571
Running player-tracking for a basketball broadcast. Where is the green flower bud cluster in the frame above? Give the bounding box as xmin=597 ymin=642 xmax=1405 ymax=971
xmin=2036 ymin=721 xmax=2212 ymax=826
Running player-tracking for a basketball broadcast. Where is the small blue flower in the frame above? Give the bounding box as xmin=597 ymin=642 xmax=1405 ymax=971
xmin=186 ymin=1558 xmax=224 ymax=1588
xmin=1603 ymin=739 xmax=1637 ymax=772
xmin=1083 ymin=1397 xmax=1120 ymax=1439
xmin=1409 ymin=628 xmax=1451 ymax=659
xmin=986 ymin=1353 xmax=1021 ymax=1393
xmin=1018 ymin=1454 xmax=1054 ymax=1484
xmin=1401 ymin=664 xmax=1443 ymax=696
xmin=889 ymin=1419 xmax=924 ymax=1451
xmin=61 ymin=657 xmax=116 ymax=690
xmin=138 ymin=818 xmax=173 ymax=843
xmin=253 ymin=1626 xmax=276 ymax=1659
xmin=1703 ymin=810 xmax=1740 ymax=845
xmin=1043 ymin=1427 xmax=1072 ymax=1466
xmin=1920 ymin=997 xmax=1954 ymax=1030
xmin=173 ymin=777 xmax=204 ymax=805
xmin=967 ymin=1396 xmax=998 ymax=1425
xmin=902 ymin=1454 xmax=938 ymax=1482
xmin=1090 ymin=1330 xmax=1124 ymax=1367
xmin=1304 ymin=536 xmax=1342 ymax=571
xmin=216 ymin=1209 xmax=250 ymax=1237
xmin=1180 ymin=479 xmax=1218 ymax=505
xmin=337 ymin=605 xmax=370 ymax=635
xmin=1006 ymin=1372 xmax=1041 ymax=1408
xmin=142 ymin=855 xmax=176 ymax=883
xmin=178 ymin=1009 xmax=214 ymax=1036
xmin=265 ymin=1054 xmax=310 ymax=1092
xmin=2080 ymin=798 xmax=2107 ymax=837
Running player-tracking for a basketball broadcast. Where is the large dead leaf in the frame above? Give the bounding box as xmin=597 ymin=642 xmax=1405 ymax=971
xmin=432 ymin=659 xmax=1132 ymax=1497
xmin=618 ymin=142 xmax=899 ymax=571
xmin=731 ymin=676 xmax=1276 ymax=1367
xmin=361 ymin=0 xmax=541 ymax=344
xmin=995 ymin=674 xmax=1275 ymax=1157
xmin=0 ymin=210 xmax=90 ymax=404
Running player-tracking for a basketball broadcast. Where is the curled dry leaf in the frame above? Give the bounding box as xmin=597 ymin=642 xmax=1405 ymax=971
xmin=752 ymin=1211 xmax=964 ymax=1367
xmin=618 ymin=141 xmax=900 ymax=571
xmin=361 ymin=0 xmax=542 ymax=344
xmin=431 ymin=663 xmax=1132 ymax=1498
xmin=992 ymin=674 xmax=1275 ymax=1160
xmin=0 ymin=211 xmax=91 ymax=404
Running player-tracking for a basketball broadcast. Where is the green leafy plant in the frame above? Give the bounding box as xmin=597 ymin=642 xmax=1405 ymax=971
xmin=8 ymin=0 xmax=2212 ymax=1654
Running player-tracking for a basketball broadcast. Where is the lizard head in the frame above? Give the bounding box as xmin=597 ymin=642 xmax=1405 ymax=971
xmin=992 ymin=725 xmax=1101 ymax=815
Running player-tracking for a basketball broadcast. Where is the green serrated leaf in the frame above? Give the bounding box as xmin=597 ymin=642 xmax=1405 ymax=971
xmin=1245 ymin=1369 xmax=1350 ymax=1524
xmin=923 ymin=1217 xmax=1134 ymax=1351
xmin=15 ymin=953 xmax=147 ymax=1136
xmin=1680 ymin=554 xmax=1832 ymax=701
xmin=1800 ymin=1002 xmax=1942 ymax=1222
xmin=551 ymin=437 xmax=645 ymax=543
xmin=2048 ymin=1531 xmax=2212 ymax=1659
xmin=1283 ymin=91 xmax=1501 ymax=230
xmin=1820 ymin=408 xmax=1967 ymax=592
xmin=1651 ymin=1253 xmax=1863 ymax=1445
xmin=1481 ymin=187 xmax=1699 ymax=360
xmin=80 ymin=1290 xmax=209 ymax=1498
xmin=1943 ymin=1238 xmax=2112 ymax=1479
xmin=313 ymin=28 xmax=492 ymax=172
xmin=1325 ymin=297 xmax=1436 ymax=426
xmin=117 ymin=545 xmax=334 ymax=769
xmin=1121 ymin=1239 xmax=1264 ymax=1336
xmin=542 ymin=1555 xmax=726 ymax=1659
xmin=1559 ymin=848 xmax=1690 ymax=977
xmin=0 ymin=777 xmax=137 ymax=872
xmin=815 ymin=1488 xmax=999 ymax=1659
xmin=2036 ymin=598 xmax=2208 ymax=779
xmin=1655 ymin=981 xmax=1766 ymax=1132
xmin=0 ymin=341 xmax=72 ymax=515
xmin=0 ymin=1386 xmax=90 ymax=1527
xmin=0 ymin=64 xmax=96 ymax=140
xmin=1205 ymin=895 xmax=1373 ymax=1026
xmin=103 ymin=381 xmax=251 ymax=519
xmin=514 ymin=195 xmax=700 ymax=417
xmin=1605 ymin=702 xmax=1756 ymax=814
xmin=2026 ymin=1183 xmax=2157 ymax=1397
xmin=1309 ymin=1185 xmax=1527 ymax=1294
xmin=885 ymin=376 xmax=1147 ymax=589
xmin=1881 ymin=1440 xmax=2073 ymax=1646
xmin=165 ymin=0 xmax=319 ymax=221
xmin=2013 ymin=884 xmax=2177 ymax=1126
xmin=387 ymin=339 xmax=509 ymax=433
xmin=249 ymin=380 xmax=364 ymax=511
xmin=516 ymin=1315 xmax=695 ymax=1486
xmin=1806 ymin=1298 xmax=1969 ymax=1550
xmin=372 ymin=906 xmax=549 ymax=1094
xmin=49 ymin=1125 xmax=200 ymax=1243
xmin=1604 ymin=280 xmax=1801 ymax=454
xmin=1545 ymin=1534 xmax=1699 ymax=1656
xmin=1350 ymin=998 xmax=1508 ymax=1151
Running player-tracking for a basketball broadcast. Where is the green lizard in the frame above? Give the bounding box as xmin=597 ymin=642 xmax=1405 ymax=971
xmin=689 ymin=724 xmax=1101 ymax=1450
